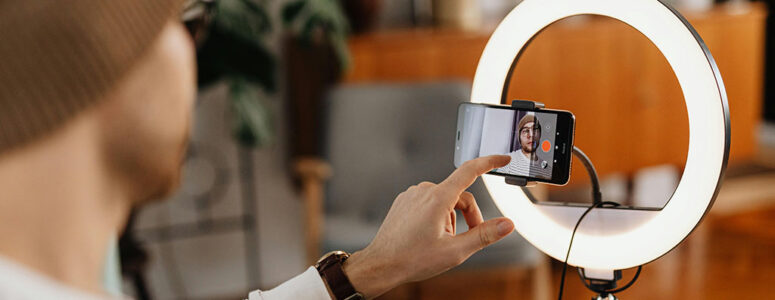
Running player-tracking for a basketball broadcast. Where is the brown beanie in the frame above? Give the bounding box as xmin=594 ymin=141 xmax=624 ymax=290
xmin=518 ymin=114 xmax=537 ymax=131
xmin=0 ymin=0 xmax=182 ymax=153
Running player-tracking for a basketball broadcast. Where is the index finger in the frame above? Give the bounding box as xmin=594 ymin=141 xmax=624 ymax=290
xmin=439 ymin=155 xmax=511 ymax=197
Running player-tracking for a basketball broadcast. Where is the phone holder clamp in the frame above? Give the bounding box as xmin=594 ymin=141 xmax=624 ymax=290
xmin=502 ymin=99 xmax=546 ymax=187
xmin=510 ymin=99 xmax=545 ymax=110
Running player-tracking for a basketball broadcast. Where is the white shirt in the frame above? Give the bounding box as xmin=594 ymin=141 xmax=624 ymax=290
xmin=0 ymin=256 xmax=109 ymax=300
xmin=498 ymin=150 xmax=532 ymax=176
xmin=248 ymin=267 xmax=331 ymax=300
xmin=0 ymin=255 xmax=331 ymax=300
xmin=498 ymin=150 xmax=553 ymax=180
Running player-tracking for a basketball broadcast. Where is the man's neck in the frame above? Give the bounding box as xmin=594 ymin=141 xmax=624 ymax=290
xmin=521 ymin=149 xmax=532 ymax=160
xmin=0 ymin=119 xmax=129 ymax=295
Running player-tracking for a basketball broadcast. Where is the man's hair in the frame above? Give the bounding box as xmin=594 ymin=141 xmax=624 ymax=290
xmin=0 ymin=0 xmax=182 ymax=153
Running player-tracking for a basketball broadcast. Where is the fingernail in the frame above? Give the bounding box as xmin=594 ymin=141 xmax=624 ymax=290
xmin=497 ymin=220 xmax=513 ymax=236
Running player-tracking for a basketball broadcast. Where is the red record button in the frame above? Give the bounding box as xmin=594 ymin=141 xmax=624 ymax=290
xmin=541 ymin=140 xmax=551 ymax=152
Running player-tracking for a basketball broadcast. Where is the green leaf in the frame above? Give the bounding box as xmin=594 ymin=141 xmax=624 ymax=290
xmin=282 ymin=0 xmax=351 ymax=72
xmin=229 ymin=80 xmax=273 ymax=147
xmin=213 ymin=0 xmax=272 ymax=41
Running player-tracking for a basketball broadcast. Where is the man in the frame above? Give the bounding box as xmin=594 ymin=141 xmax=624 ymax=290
xmin=498 ymin=114 xmax=548 ymax=178
xmin=0 ymin=1 xmax=515 ymax=299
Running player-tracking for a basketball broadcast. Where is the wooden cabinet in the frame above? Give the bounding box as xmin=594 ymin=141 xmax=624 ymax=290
xmin=344 ymin=4 xmax=766 ymax=182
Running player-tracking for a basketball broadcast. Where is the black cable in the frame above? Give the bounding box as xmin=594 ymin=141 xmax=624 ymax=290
xmin=555 ymin=146 xmax=643 ymax=299
xmin=556 ymin=146 xmax=609 ymax=300
xmin=557 ymin=200 xmax=621 ymax=300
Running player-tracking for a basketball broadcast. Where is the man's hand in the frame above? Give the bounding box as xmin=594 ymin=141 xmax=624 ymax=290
xmin=342 ymin=155 xmax=515 ymax=299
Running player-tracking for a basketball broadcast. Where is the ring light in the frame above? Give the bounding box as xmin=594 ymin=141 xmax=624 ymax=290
xmin=471 ymin=0 xmax=729 ymax=270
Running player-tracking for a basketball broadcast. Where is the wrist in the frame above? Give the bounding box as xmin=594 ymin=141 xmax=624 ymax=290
xmin=342 ymin=248 xmax=403 ymax=299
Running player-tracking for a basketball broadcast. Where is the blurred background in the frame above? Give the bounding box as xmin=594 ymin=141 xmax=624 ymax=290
xmin=121 ymin=0 xmax=775 ymax=298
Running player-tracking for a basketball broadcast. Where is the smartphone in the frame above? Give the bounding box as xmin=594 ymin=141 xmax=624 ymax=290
xmin=454 ymin=102 xmax=575 ymax=185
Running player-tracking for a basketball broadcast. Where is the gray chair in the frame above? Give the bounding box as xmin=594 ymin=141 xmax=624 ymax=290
xmin=295 ymin=82 xmax=548 ymax=297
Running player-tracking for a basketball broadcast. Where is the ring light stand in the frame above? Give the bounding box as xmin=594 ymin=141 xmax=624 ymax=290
xmin=470 ymin=0 xmax=730 ymax=298
xmin=507 ymin=100 xmax=633 ymax=299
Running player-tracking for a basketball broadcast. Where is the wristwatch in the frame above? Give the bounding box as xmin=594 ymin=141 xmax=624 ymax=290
xmin=315 ymin=251 xmax=365 ymax=300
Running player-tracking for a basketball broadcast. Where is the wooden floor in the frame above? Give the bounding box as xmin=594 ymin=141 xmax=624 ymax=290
xmin=556 ymin=207 xmax=775 ymax=299
xmin=379 ymin=185 xmax=775 ymax=299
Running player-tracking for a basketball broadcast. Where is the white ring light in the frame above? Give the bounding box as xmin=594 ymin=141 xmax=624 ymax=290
xmin=471 ymin=0 xmax=729 ymax=270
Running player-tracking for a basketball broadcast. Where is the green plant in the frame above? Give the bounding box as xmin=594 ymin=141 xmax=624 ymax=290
xmin=193 ymin=0 xmax=350 ymax=147
xmin=282 ymin=0 xmax=351 ymax=70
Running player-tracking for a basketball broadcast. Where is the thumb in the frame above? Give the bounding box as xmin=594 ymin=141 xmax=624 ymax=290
xmin=454 ymin=217 xmax=514 ymax=255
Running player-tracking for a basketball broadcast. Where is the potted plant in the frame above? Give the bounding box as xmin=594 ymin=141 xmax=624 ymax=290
xmin=191 ymin=0 xmax=350 ymax=148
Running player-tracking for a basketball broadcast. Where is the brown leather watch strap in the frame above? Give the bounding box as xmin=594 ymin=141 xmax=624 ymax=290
xmin=320 ymin=261 xmax=359 ymax=300
xmin=316 ymin=251 xmax=364 ymax=300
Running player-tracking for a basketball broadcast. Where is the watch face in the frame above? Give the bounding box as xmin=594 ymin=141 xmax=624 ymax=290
xmin=316 ymin=250 xmax=349 ymax=269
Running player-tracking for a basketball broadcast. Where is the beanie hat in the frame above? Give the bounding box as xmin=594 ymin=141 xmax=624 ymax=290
xmin=0 ymin=0 xmax=182 ymax=153
xmin=518 ymin=114 xmax=538 ymax=132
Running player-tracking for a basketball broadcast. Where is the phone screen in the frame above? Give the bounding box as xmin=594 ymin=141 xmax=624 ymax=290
xmin=455 ymin=102 xmax=575 ymax=185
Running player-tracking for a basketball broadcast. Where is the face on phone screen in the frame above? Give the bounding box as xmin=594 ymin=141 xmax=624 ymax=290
xmin=455 ymin=103 xmax=574 ymax=184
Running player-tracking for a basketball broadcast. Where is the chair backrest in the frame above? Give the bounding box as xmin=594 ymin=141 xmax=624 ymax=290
xmin=321 ymin=82 xmax=495 ymax=221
